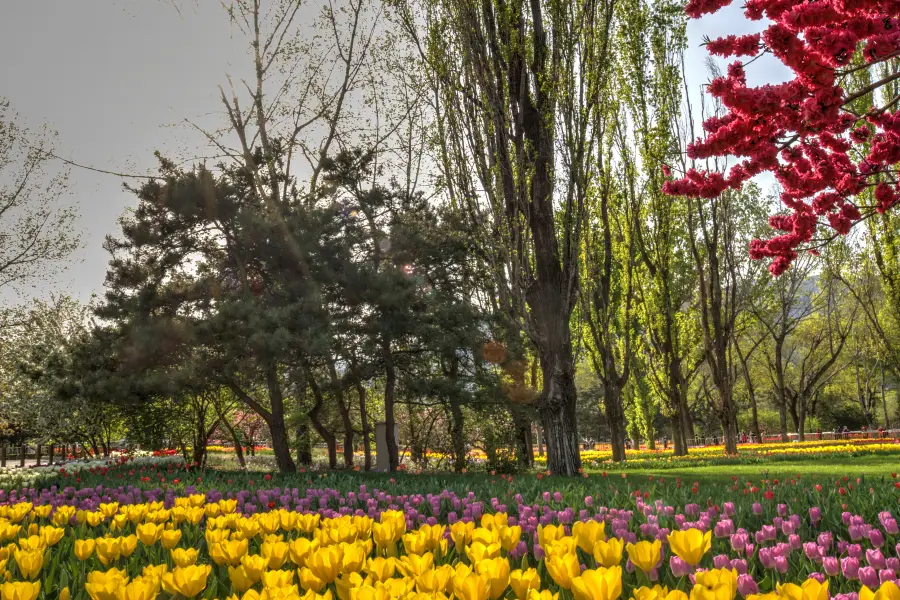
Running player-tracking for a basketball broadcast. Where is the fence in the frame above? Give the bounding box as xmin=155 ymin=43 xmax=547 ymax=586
xmin=0 ymin=444 xmax=86 ymax=469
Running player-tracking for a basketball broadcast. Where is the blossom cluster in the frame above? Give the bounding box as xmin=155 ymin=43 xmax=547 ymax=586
xmin=664 ymin=0 xmax=900 ymax=274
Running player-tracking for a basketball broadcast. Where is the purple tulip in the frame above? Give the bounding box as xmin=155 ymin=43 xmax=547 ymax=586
xmin=731 ymin=533 xmax=748 ymax=553
xmin=870 ymin=529 xmax=885 ymax=548
xmin=823 ymin=556 xmax=840 ymax=577
xmin=724 ymin=502 xmax=736 ymax=517
xmin=848 ymin=544 xmax=863 ymax=559
xmin=885 ymin=519 xmax=900 ymax=536
xmin=774 ymin=556 xmax=789 ymax=574
xmin=866 ymin=549 xmax=886 ymax=570
xmin=731 ymin=559 xmax=748 ymax=575
xmin=759 ymin=548 xmax=776 ymax=570
xmin=842 ymin=557 xmax=860 ymax=580
xmin=670 ymin=556 xmax=692 ymax=578
xmin=881 ymin=570 xmax=898 ymax=585
xmin=859 ymin=566 xmax=879 ymax=588
xmin=887 ymin=558 xmax=900 ymax=572
xmin=737 ymin=574 xmax=759 ymax=598
xmin=789 ymin=534 xmax=802 ymax=550
xmin=713 ymin=555 xmax=730 ymax=569
xmin=752 ymin=503 xmax=763 ymax=515
xmin=809 ymin=573 xmax=826 ymax=584
xmin=804 ymin=542 xmax=821 ymax=560
xmin=809 ymin=507 xmax=822 ymax=523
xmin=585 ymin=496 xmax=593 ymax=507
xmin=818 ymin=532 xmax=833 ymax=549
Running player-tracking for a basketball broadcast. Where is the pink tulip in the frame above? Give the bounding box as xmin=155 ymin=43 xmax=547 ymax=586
xmin=859 ymin=566 xmax=879 ymax=588
xmin=866 ymin=548 xmax=886 ymax=570
xmin=842 ymin=556 xmax=860 ymax=580
xmin=737 ymin=574 xmax=759 ymax=598
xmin=823 ymin=556 xmax=840 ymax=577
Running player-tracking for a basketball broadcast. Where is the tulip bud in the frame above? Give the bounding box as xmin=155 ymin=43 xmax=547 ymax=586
xmin=848 ymin=544 xmax=863 ymax=559
xmin=60 ymin=588 xmax=70 ymax=600
xmin=859 ymin=566 xmax=879 ymax=588
xmin=866 ymin=548 xmax=886 ymax=569
xmin=880 ymin=570 xmax=897 ymax=584
xmin=752 ymin=503 xmax=763 ymax=515
xmin=809 ymin=572 xmax=826 ymax=583
xmin=731 ymin=559 xmax=748 ymax=575
xmin=713 ymin=555 xmax=730 ymax=569
xmin=842 ymin=556 xmax=860 ymax=580
xmin=823 ymin=557 xmax=840 ymax=577
xmin=774 ymin=556 xmax=788 ymax=574
xmin=869 ymin=529 xmax=885 ymax=548
xmin=809 ymin=507 xmax=822 ymax=523
xmin=724 ymin=503 xmax=736 ymax=516
xmin=789 ymin=534 xmax=802 ymax=550
xmin=818 ymin=532 xmax=833 ymax=549
xmin=737 ymin=574 xmax=759 ymax=598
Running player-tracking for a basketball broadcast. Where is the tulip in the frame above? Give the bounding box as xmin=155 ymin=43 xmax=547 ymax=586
xmin=161 ymin=564 xmax=211 ymax=598
xmin=752 ymin=504 xmax=762 ymax=516
xmin=262 ymin=569 xmax=296 ymax=589
xmin=15 ymin=549 xmax=44 ymax=580
xmin=882 ymin=571 xmax=898 ymax=585
xmin=822 ymin=557 xmax=840 ymax=577
xmin=861 ymin=567 xmax=881 ymax=589
xmin=712 ymin=555 xmax=729 ymax=570
xmin=593 ymin=538 xmax=624 ymax=568
xmin=299 ymin=567 xmax=327 ymax=592
xmin=122 ymin=576 xmax=159 ymax=600
xmin=365 ymin=557 xmax=397 ymax=583
xmin=774 ymin=556 xmax=788 ymax=574
xmin=528 ymin=591 xmax=560 ymax=600
xmin=626 ymin=540 xmax=661 ymax=574
xmin=574 ymin=521 xmax=607 ymax=553
xmin=809 ymin=507 xmax=821 ymax=523
xmin=136 ymin=522 xmax=164 ymax=546
xmin=227 ymin=565 xmax=256 ymax=593
xmin=0 ymin=581 xmax=40 ymax=600
xmin=867 ymin=549 xmax=887 ymax=570
xmin=871 ymin=530 xmax=886 ymax=548
xmin=453 ymin=572 xmax=492 ymax=600
xmin=475 ymin=557 xmax=511 ymax=600
xmin=60 ymin=588 xmax=70 ymax=600
xmin=85 ymin=569 xmax=129 ymax=600
xmin=737 ymin=575 xmax=759 ymax=598
xmin=670 ymin=556 xmax=692 ymax=578
xmin=160 ymin=529 xmax=182 ymax=549
xmin=859 ymin=581 xmax=900 ymax=600
xmin=510 ymin=568 xmax=541 ymax=600
xmin=843 ymin=557 xmax=861 ymax=580
xmin=547 ymin=553 xmax=581 ymax=590
xmin=668 ymin=529 xmax=711 ymax=567
xmin=417 ymin=565 xmax=454 ymax=594
xmin=74 ymin=539 xmax=96 ymax=561
xmin=570 ymin=566 xmax=623 ymax=600
xmin=171 ymin=547 xmax=198 ymax=567
xmin=776 ymin=579 xmax=829 ymax=600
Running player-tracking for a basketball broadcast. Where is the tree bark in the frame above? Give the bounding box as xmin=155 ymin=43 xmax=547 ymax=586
xmin=296 ymin=422 xmax=312 ymax=467
xmin=306 ymin=371 xmax=337 ymax=470
xmin=537 ymin=358 xmax=582 ymax=475
xmin=448 ymin=396 xmax=466 ymax=473
xmin=266 ymin=367 xmax=296 ymax=472
xmin=604 ymin=384 xmax=627 ymax=462
xmin=381 ymin=336 xmax=400 ymax=472
xmin=354 ymin=378 xmax=372 ymax=471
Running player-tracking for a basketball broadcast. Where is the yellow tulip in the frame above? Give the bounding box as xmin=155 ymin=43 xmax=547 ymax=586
xmin=99 ymin=503 xmax=120 ymax=518
xmin=544 ymin=538 xmax=578 ymax=559
xmin=574 ymin=521 xmax=607 ymax=553
xmin=570 ymin=566 xmax=623 ymax=600
xmin=349 ymin=586 xmax=391 ymax=600
xmin=397 ymin=552 xmax=435 ymax=577
xmin=0 ymin=581 xmax=40 ymax=600
xmin=171 ymin=547 xmax=199 ymax=567
xmin=162 ymin=564 xmax=212 ymax=598
xmin=297 ymin=514 xmax=321 ymax=534
xmin=339 ymin=542 xmax=367 ymax=575
xmin=546 ymin=553 xmax=581 ymax=590
xmin=38 ymin=526 xmax=64 ymax=547
xmin=625 ymin=540 xmax=661 ymax=574
xmin=538 ymin=524 xmax=566 ymax=548
xmin=52 ymin=506 xmax=76 ymax=526
xmin=258 ymin=512 xmax=282 ymax=535
xmin=403 ymin=531 xmax=429 ymax=555
xmin=136 ymin=522 xmax=164 ymax=546
xmin=509 ymin=568 xmax=541 ymax=600
xmin=14 ymin=549 xmax=44 ymax=580
xmin=95 ymin=537 xmax=122 ymax=566
xmin=499 ymin=525 xmax=523 ymax=552
xmin=85 ymin=569 xmax=129 ymax=600
xmin=60 ymin=587 xmax=71 ymax=600
xmin=450 ymin=521 xmax=475 ymax=548
xmin=161 ymin=529 xmax=183 ymax=549
xmin=335 ymin=572 xmax=367 ymax=600
xmin=263 ymin=569 xmax=296 ymax=589
xmin=302 ymin=589 xmax=333 ymax=600
xmin=465 ymin=541 xmax=502 ymax=563
xmin=689 ymin=585 xmax=733 ymax=600
xmin=228 ymin=565 xmax=256 ymax=593
xmin=213 ymin=539 xmax=250 ymax=566
xmin=593 ymin=538 xmax=625 ymax=568
xmin=74 ymin=539 xmax=96 ymax=561
xmin=122 ymin=576 xmax=160 ymax=600
xmin=307 ymin=545 xmax=344 ymax=583
xmin=263 ymin=540 xmax=291 ymax=570
xmin=693 ymin=569 xmax=738 ymax=600
xmin=746 ymin=594 xmax=780 ymax=600
xmin=418 ymin=566 xmax=454 ymax=594
xmin=86 ymin=512 xmax=106 ymax=527
xmin=364 ymin=557 xmax=397 ymax=583
xmin=777 ymin=580 xmax=830 ymax=600
xmin=667 ymin=530 xmax=712 ymax=567
xmin=142 ymin=564 xmax=169 ymax=584
xmin=452 ymin=573 xmax=492 ymax=600
xmin=299 ymin=567 xmax=327 ymax=592
xmin=120 ymin=535 xmax=138 ymax=558
xmin=16 ymin=536 xmax=43 ymax=552
xmin=475 ymin=557 xmax=511 ymax=600
xmin=861 ymin=582 xmax=900 ymax=600
xmin=527 ymin=591 xmax=559 ymax=600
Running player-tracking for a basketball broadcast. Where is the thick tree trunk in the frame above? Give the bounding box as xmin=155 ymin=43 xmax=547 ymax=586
xmin=778 ymin=401 xmax=789 ymax=442
xmin=537 ymin=359 xmax=582 ymax=475
xmin=266 ymin=367 xmax=296 ymax=472
xmin=382 ymin=337 xmax=400 ymax=472
xmin=671 ymin=415 xmax=686 ymax=455
xmin=355 ymin=379 xmax=372 ymax=471
xmin=604 ymin=385 xmax=627 ymax=462
xmin=882 ymin=365 xmax=891 ymax=429
xmin=296 ymin=422 xmax=312 ymax=466
xmin=328 ymin=360 xmax=355 ymax=469
xmin=749 ymin=389 xmax=761 ymax=442
xmin=511 ymin=405 xmax=534 ymax=469
xmin=448 ymin=398 xmax=466 ymax=473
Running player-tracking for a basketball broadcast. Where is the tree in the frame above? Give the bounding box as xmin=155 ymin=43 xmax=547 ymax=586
xmin=0 ymin=99 xmax=80 ymax=295
xmin=666 ymin=0 xmax=900 ymax=274
xmin=395 ymin=0 xmax=618 ymax=475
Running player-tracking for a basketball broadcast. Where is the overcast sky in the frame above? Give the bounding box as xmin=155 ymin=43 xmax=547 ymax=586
xmin=0 ymin=0 xmax=782 ymax=305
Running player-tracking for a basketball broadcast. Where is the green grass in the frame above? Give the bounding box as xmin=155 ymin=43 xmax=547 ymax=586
xmin=596 ymin=453 xmax=900 ymax=485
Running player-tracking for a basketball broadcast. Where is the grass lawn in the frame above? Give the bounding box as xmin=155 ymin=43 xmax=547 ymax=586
xmin=202 ymin=451 xmax=900 ymax=491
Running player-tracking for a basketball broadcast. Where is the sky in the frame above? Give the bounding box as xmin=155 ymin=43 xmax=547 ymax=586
xmin=0 ymin=0 xmax=787 ymax=306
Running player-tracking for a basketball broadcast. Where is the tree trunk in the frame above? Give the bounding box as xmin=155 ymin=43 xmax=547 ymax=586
xmin=448 ymin=397 xmax=466 ymax=473
xmin=355 ymin=378 xmax=372 ymax=471
xmin=266 ymin=367 xmax=296 ymax=472
xmin=798 ymin=399 xmax=807 ymax=442
xmin=382 ymin=336 xmax=400 ymax=472
xmin=219 ymin=413 xmax=246 ymax=468
xmin=328 ymin=360 xmax=355 ymax=469
xmin=604 ymin=384 xmax=627 ymax=462
xmin=296 ymin=422 xmax=312 ymax=467
xmin=778 ymin=400 xmax=789 ymax=443
xmin=882 ymin=364 xmax=891 ymax=428
xmin=749 ymin=388 xmax=761 ymax=442
xmin=536 ymin=425 xmax=545 ymax=456
xmin=511 ymin=405 xmax=534 ymax=469
xmin=671 ymin=415 xmax=686 ymax=455
xmin=537 ymin=360 xmax=582 ymax=475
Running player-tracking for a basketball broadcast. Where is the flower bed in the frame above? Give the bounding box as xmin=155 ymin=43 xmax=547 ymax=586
xmin=0 ymin=460 xmax=899 ymax=600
